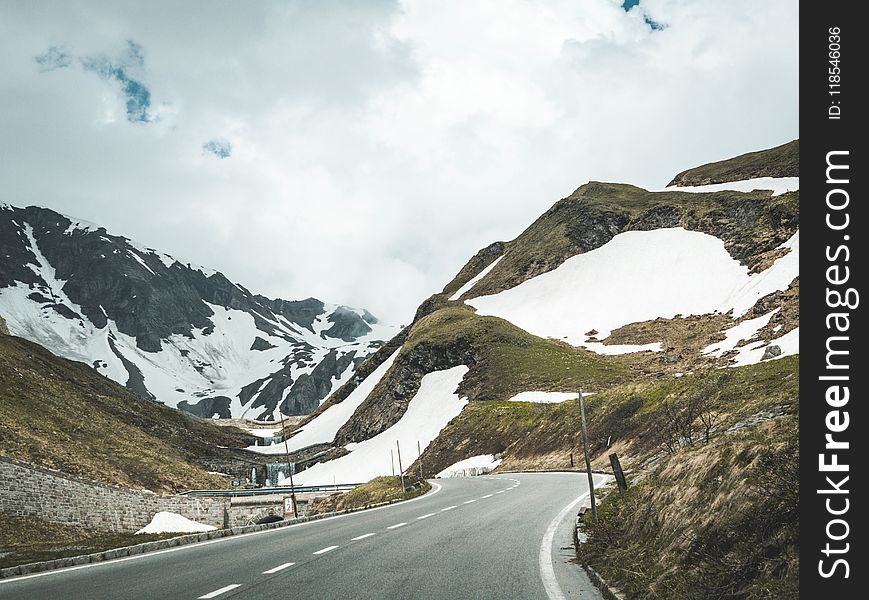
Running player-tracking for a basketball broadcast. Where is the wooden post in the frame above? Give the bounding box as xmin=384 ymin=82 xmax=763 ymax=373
xmin=390 ymin=448 xmax=395 ymax=476
xmin=579 ymin=389 xmax=597 ymax=521
xmin=417 ymin=440 xmax=424 ymax=481
xmin=609 ymin=452 xmax=628 ymax=492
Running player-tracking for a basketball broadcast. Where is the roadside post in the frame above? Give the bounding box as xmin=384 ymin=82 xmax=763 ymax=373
xmin=609 ymin=452 xmax=628 ymax=492
xmin=396 ymin=440 xmax=405 ymax=491
xmin=417 ymin=440 xmax=424 ymax=481
xmin=579 ymin=389 xmax=597 ymax=521
xmin=277 ymin=407 xmax=298 ymax=518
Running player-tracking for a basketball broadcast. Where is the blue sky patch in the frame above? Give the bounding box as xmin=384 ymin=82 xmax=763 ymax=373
xmin=203 ymin=139 xmax=232 ymax=159
xmin=80 ymin=41 xmax=153 ymax=123
xmin=34 ymin=46 xmax=72 ymax=72
xmin=621 ymin=0 xmax=665 ymax=31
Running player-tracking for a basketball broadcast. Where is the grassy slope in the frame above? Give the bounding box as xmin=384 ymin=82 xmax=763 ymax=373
xmin=668 ymin=139 xmax=799 ymax=187
xmin=0 ymin=514 xmax=184 ymax=569
xmin=579 ymin=417 xmax=798 ymax=600
xmin=0 ymin=334 xmax=255 ymax=492
xmin=307 ymin=476 xmax=430 ymax=515
xmin=406 ymin=307 xmax=630 ymax=401
xmin=421 ymin=355 xmax=798 ymax=476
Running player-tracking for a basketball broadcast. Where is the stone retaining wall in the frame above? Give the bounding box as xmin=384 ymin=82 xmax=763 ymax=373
xmin=0 ymin=458 xmax=311 ymax=532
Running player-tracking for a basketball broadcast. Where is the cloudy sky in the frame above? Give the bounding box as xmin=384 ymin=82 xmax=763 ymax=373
xmin=0 ymin=0 xmax=798 ymax=325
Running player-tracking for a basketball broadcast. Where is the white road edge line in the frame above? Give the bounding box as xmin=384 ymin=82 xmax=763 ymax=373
xmin=199 ymin=584 xmax=241 ymax=599
xmin=351 ymin=533 xmax=376 ymax=541
xmin=0 ymin=481 xmax=443 ymax=585
xmin=387 ymin=522 xmax=407 ymax=529
xmin=313 ymin=545 xmax=339 ymax=555
xmin=262 ymin=562 xmax=295 ymax=574
xmin=417 ymin=513 xmax=436 ymax=520
xmin=441 ymin=505 xmax=457 ymax=512
xmin=538 ymin=475 xmax=608 ymax=600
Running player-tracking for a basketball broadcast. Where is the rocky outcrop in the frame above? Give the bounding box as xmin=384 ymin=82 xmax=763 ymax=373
xmin=334 ymin=337 xmax=477 ymax=445
xmin=0 ymin=314 xmax=8 ymax=336
xmin=322 ymin=306 xmax=372 ymax=341
xmin=178 ymin=396 xmax=232 ymax=419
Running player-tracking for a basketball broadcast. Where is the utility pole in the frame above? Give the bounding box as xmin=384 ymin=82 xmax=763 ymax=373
xmin=417 ymin=440 xmax=423 ymax=481
xmin=396 ymin=440 xmax=405 ymax=492
xmin=277 ymin=405 xmax=298 ymax=518
xmin=579 ymin=389 xmax=597 ymax=521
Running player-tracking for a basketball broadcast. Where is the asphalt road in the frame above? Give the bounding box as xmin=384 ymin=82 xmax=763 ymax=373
xmin=0 ymin=472 xmax=606 ymax=600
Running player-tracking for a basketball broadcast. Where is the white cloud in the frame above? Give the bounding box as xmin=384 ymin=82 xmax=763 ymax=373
xmin=0 ymin=0 xmax=797 ymax=324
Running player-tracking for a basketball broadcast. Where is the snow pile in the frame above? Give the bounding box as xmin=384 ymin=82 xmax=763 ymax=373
xmin=467 ymin=228 xmax=799 ymax=348
xmin=247 ymin=348 xmax=402 ymax=455
xmin=729 ymin=327 xmax=799 ymax=367
xmin=703 ymin=310 xmax=779 ymax=358
xmin=508 ymin=391 xmax=577 ymax=404
xmin=135 ymin=512 xmax=216 ymax=535
xmin=436 ymin=454 xmax=502 ymax=478
xmin=580 ymin=342 xmax=662 ymax=355
xmin=293 ymin=365 xmax=470 ymax=486
xmin=662 ymin=177 xmax=799 ymax=197
xmin=448 ymin=256 xmax=504 ymax=301
xmin=246 ymin=427 xmax=282 ymax=439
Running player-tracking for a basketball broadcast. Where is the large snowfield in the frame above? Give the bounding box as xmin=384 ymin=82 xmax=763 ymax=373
xmin=292 ymin=366 xmax=470 ymax=486
xmin=468 ymin=227 xmax=799 ymax=362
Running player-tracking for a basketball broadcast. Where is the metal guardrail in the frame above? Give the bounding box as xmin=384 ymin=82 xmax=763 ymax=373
xmin=180 ymin=483 xmax=364 ymax=497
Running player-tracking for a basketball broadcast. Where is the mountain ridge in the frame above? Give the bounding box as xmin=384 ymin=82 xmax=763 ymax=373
xmin=0 ymin=204 xmax=398 ymax=420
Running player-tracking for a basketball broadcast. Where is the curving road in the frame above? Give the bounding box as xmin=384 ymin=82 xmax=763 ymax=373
xmin=0 ymin=472 xmax=605 ymax=600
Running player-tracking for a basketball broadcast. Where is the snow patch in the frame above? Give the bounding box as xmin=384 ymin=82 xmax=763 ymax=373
xmin=729 ymin=327 xmax=799 ymax=367
xmin=663 ymin=177 xmax=799 ymax=197
xmin=436 ymin=454 xmax=502 ymax=478
xmin=293 ymin=365 xmax=469 ymax=485
xmin=703 ymin=309 xmax=779 ymax=358
xmin=135 ymin=512 xmax=216 ymax=534
xmin=448 ymin=256 xmax=504 ymax=301
xmin=468 ymin=228 xmax=799 ymax=346
xmin=508 ymin=391 xmax=577 ymax=404
xmin=580 ymin=342 xmax=662 ymax=355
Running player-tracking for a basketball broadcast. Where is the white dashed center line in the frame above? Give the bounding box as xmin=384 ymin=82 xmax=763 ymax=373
xmin=387 ymin=522 xmax=408 ymax=529
xmin=495 ymin=490 xmax=505 ymax=494
xmin=441 ymin=505 xmax=457 ymax=512
xmin=351 ymin=533 xmax=376 ymax=541
xmin=199 ymin=584 xmax=241 ymax=599
xmin=262 ymin=562 xmax=295 ymax=574
xmin=463 ymin=499 xmax=477 ymax=504
xmin=481 ymin=494 xmax=493 ymax=499
xmin=313 ymin=545 xmax=339 ymax=555
xmin=417 ymin=513 xmax=436 ymax=520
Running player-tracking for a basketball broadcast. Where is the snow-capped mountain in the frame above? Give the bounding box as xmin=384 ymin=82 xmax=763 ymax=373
xmin=0 ymin=204 xmax=398 ymax=420
xmin=256 ymin=139 xmax=800 ymax=485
